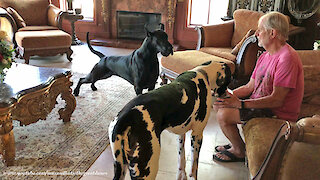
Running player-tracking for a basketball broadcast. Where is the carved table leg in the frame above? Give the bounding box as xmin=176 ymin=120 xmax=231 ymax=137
xmin=58 ymin=73 xmax=76 ymax=122
xmin=0 ymin=105 xmax=16 ymax=166
xmin=1 ymin=131 xmax=15 ymax=166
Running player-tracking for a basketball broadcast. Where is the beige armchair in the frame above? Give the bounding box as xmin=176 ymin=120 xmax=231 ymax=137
xmin=161 ymin=9 xmax=305 ymax=88
xmin=0 ymin=0 xmax=73 ymax=64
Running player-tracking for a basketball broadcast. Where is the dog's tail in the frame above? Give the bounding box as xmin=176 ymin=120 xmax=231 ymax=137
xmin=86 ymin=32 xmax=105 ymax=58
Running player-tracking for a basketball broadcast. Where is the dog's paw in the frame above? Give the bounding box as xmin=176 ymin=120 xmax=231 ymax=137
xmin=189 ymin=174 xmax=197 ymax=180
xmin=73 ymin=89 xmax=79 ymax=96
xmin=189 ymin=173 xmax=197 ymax=180
xmin=176 ymin=170 xmax=187 ymax=180
xmin=91 ymin=84 xmax=97 ymax=91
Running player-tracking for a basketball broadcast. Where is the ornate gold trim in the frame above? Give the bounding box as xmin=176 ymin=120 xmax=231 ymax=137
xmin=0 ymin=72 xmax=76 ymax=166
xmin=11 ymin=73 xmax=76 ymax=125
xmin=101 ymin=0 xmax=109 ymax=24
xmin=237 ymin=0 xmax=250 ymax=9
xmin=259 ymin=0 xmax=274 ymax=13
xmin=0 ymin=104 xmax=15 ymax=166
xmin=167 ymin=0 xmax=177 ymax=30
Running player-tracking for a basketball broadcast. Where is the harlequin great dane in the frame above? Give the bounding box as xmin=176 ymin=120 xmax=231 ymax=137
xmin=108 ymin=61 xmax=232 ymax=180
xmin=73 ymin=23 xmax=173 ymax=96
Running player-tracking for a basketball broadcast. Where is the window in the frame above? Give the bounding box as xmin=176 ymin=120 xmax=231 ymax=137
xmin=189 ymin=0 xmax=229 ymax=26
xmin=61 ymin=0 xmax=94 ymax=21
xmin=73 ymin=0 xmax=94 ymax=20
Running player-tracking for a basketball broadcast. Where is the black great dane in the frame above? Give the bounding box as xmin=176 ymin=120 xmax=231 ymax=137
xmin=73 ymin=24 xmax=173 ymax=96
xmin=109 ymin=61 xmax=232 ymax=180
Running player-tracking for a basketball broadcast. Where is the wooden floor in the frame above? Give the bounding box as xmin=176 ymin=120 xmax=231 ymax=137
xmin=16 ymin=44 xmax=249 ymax=180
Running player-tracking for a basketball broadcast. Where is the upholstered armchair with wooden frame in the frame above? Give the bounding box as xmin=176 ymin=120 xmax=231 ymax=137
xmin=0 ymin=0 xmax=73 ymax=64
xmin=161 ymin=9 xmax=266 ymax=88
xmin=161 ymin=9 xmax=305 ymax=88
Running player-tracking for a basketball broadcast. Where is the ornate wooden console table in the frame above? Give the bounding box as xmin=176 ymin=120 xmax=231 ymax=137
xmin=0 ymin=63 xmax=76 ymax=166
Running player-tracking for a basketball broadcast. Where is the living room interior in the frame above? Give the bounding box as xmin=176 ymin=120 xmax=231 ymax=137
xmin=0 ymin=0 xmax=320 ymax=179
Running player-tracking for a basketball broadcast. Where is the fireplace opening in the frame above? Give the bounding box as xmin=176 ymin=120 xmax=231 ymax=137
xmin=117 ymin=11 xmax=161 ymax=40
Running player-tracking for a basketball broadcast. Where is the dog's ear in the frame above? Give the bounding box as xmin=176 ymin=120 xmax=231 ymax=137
xmin=144 ymin=24 xmax=154 ymax=37
xmin=146 ymin=31 xmax=154 ymax=37
xmin=159 ymin=23 xmax=165 ymax=31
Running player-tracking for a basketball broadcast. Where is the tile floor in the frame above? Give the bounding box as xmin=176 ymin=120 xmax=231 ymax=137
xmin=17 ymin=44 xmax=249 ymax=180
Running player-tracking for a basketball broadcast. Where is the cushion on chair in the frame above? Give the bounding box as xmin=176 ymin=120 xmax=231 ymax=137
xmin=15 ymin=30 xmax=71 ymax=49
xmin=0 ymin=0 xmax=50 ymax=26
xmin=161 ymin=50 xmax=235 ymax=76
xmin=199 ymin=47 xmax=236 ymax=62
xmin=298 ymin=65 xmax=320 ymax=118
xmin=6 ymin=7 xmax=26 ymax=28
xmin=302 ymin=65 xmax=320 ymax=102
xmin=297 ymin=50 xmax=320 ymax=118
xmin=243 ymin=118 xmax=286 ymax=176
xmin=18 ymin=26 xmax=59 ymax=31
xmin=231 ymin=29 xmax=255 ymax=56
xmin=202 ymin=21 xmax=234 ymax=47
xmin=231 ymin=9 xmax=264 ymax=47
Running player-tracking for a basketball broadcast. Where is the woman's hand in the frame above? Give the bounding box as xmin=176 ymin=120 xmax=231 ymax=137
xmin=213 ymin=90 xmax=242 ymax=109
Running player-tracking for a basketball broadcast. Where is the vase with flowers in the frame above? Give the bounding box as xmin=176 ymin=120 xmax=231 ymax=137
xmin=0 ymin=30 xmax=15 ymax=83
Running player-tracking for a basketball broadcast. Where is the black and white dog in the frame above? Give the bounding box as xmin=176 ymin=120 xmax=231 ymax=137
xmin=109 ymin=61 xmax=232 ymax=180
xmin=73 ymin=24 xmax=173 ymax=96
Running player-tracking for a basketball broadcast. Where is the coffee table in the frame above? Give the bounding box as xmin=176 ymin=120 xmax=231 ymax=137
xmin=0 ymin=63 xmax=76 ymax=166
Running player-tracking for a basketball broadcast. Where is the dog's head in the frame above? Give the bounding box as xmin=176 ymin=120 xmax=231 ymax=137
xmin=194 ymin=61 xmax=232 ymax=97
xmin=145 ymin=23 xmax=173 ymax=57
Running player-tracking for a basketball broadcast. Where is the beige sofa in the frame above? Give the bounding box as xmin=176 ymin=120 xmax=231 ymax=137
xmin=0 ymin=0 xmax=73 ymax=64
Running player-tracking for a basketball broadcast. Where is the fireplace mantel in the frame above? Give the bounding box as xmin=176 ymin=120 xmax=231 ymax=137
xmin=100 ymin=0 xmax=177 ymax=43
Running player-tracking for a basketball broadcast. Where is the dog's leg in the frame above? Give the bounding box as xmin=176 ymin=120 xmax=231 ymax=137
xmin=73 ymin=77 xmax=87 ymax=96
xmin=91 ymin=83 xmax=98 ymax=91
xmin=189 ymin=132 xmax=203 ymax=180
xmin=113 ymin=161 xmax=127 ymax=180
xmin=177 ymin=135 xmax=187 ymax=180
xmin=134 ymin=86 xmax=143 ymax=95
xmin=128 ymin=139 xmax=160 ymax=180
xmin=148 ymin=84 xmax=156 ymax=92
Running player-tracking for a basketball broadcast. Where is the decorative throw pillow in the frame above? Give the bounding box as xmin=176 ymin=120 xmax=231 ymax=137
xmin=231 ymin=29 xmax=255 ymax=56
xmin=6 ymin=7 xmax=27 ymax=28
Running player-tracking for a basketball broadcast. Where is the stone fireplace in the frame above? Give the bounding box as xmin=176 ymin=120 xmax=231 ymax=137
xmin=100 ymin=0 xmax=177 ymax=43
xmin=117 ymin=11 xmax=161 ymax=40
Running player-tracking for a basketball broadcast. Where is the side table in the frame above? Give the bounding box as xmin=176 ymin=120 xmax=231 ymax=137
xmin=65 ymin=13 xmax=84 ymax=45
xmin=0 ymin=63 xmax=76 ymax=166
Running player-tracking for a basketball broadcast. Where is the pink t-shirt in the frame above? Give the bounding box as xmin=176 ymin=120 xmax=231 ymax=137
xmin=251 ymin=44 xmax=304 ymax=121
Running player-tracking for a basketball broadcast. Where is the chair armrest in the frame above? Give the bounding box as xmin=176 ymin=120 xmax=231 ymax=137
xmin=196 ymin=20 xmax=234 ymax=50
xmin=47 ymin=4 xmax=67 ymax=29
xmin=296 ymin=116 xmax=320 ymax=144
xmin=253 ymin=116 xmax=320 ymax=180
xmin=0 ymin=7 xmax=18 ymax=47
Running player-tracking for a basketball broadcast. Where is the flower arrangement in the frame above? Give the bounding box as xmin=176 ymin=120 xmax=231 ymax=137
xmin=314 ymin=40 xmax=320 ymax=50
xmin=0 ymin=30 xmax=15 ymax=82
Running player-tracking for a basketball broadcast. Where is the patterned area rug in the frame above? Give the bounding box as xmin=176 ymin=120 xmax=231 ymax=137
xmin=0 ymin=73 xmax=136 ymax=179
